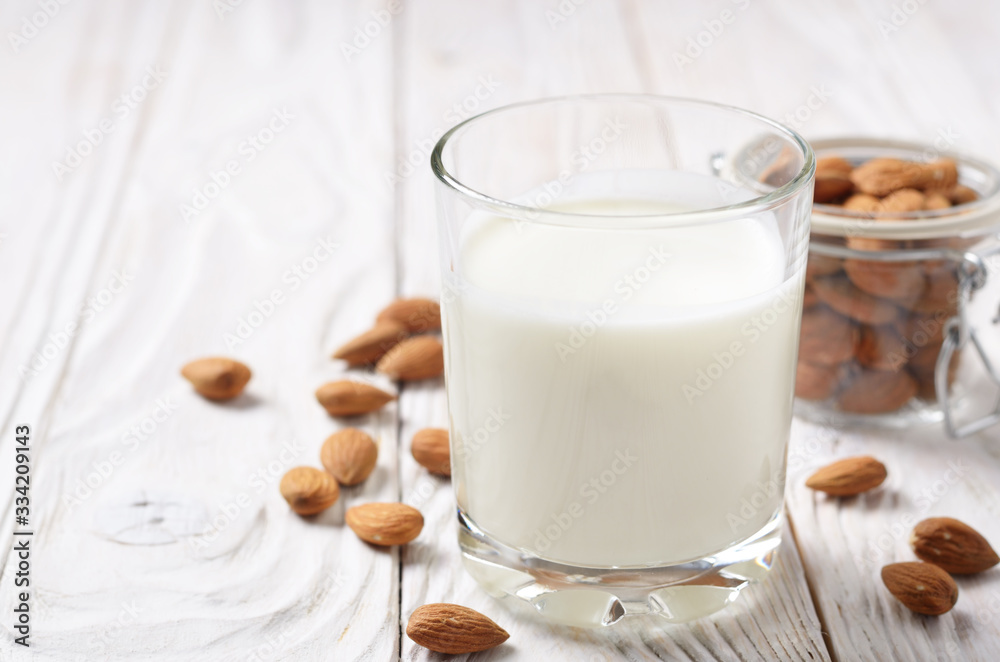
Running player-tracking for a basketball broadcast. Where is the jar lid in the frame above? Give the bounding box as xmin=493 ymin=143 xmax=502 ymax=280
xmin=808 ymin=137 xmax=1000 ymax=240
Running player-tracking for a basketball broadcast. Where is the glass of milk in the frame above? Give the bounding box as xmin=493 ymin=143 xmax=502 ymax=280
xmin=431 ymin=96 xmax=814 ymax=626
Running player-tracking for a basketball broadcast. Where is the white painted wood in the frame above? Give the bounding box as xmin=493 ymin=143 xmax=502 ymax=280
xmin=3 ymin=1 xmax=1000 ymax=660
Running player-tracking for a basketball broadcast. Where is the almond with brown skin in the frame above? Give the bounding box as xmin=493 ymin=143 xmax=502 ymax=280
xmin=346 ymin=503 xmax=423 ymax=546
xmin=805 ymin=455 xmax=887 ymax=496
xmin=181 ymin=357 xmax=252 ymax=400
xmin=911 ymin=517 xmax=999 ymax=575
xmin=406 ymin=604 xmax=510 ymax=654
xmin=880 ymin=188 xmax=926 ymax=212
xmin=837 ymin=369 xmax=917 ymax=414
xmin=843 ymin=193 xmax=882 ymax=213
xmin=376 ymin=336 xmax=444 ymax=381
xmin=850 ymin=158 xmax=925 ymax=196
xmin=795 ymin=361 xmax=844 ymax=401
xmin=798 ymin=307 xmax=857 ymax=366
xmin=844 ymin=258 xmax=925 ymax=302
xmin=333 ymin=321 xmax=407 ymax=366
xmin=856 ymin=324 xmax=909 ymax=371
xmin=881 ymin=562 xmax=958 ymax=615
xmin=918 ymin=159 xmax=958 ymax=191
xmin=942 ymin=184 xmax=978 ymax=205
xmin=814 ymin=173 xmax=853 ymax=204
xmin=812 ymin=275 xmax=900 ymax=325
xmin=816 ymin=156 xmax=854 ymax=177
xmin=376 ymin=297 xmax=441 ymax=333
xmin=321 ymin=428 xmax=378 ymax=486
xmin=924 ymin=192 xmax=952 ymax=210
xmin=412 ymin=428 xmax=450 ymax=476
xmin=315 ymin=380 xmax=396 ymax=417
xmin=279 ymin=466 xmax=340 ymax=515
xmin=805 ymin=254 xmax=843 ymax=281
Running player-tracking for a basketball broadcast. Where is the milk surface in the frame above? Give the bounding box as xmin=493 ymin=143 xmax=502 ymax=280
xmin=443 ymin=186 xmax=803 ymax=568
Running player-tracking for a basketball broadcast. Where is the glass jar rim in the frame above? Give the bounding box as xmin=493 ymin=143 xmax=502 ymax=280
xmin=809 ymin=137 xmax=1000 ymax=240
xmin=430 ymin=94 xmax=815 ymax=230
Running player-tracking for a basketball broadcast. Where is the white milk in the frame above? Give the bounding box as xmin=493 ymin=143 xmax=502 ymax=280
xmin=443 ymin=190 xmax=803 ymax=569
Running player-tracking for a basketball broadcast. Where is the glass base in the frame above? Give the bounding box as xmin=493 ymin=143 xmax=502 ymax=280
xmin=457 ymin=508 xmax=781 ymax=628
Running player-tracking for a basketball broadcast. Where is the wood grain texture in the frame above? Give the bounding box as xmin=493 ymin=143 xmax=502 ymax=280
xmin=2 ymin=0 xmax=1000 ymax=661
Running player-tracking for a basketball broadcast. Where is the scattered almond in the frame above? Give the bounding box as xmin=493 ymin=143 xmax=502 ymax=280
xmin=346 ymin=502 xmax=423 ymax=546
xmin=181 ymin=357 xmax=252 ymax=401
xmin=911 ymin=517 xmax=999 ymax=575
xmin=315 ymin=380 xmax=396 ymax=417
xmin=376 ymin=336 xmax=444 ymax=381
xmin=406 ymin=603 xmax=509 ymax=654
xmin=279 ymin=466 xmax=340 ymax=515
xmin=412 ymin=428 xmax=450 ymax=476
xmin=881 ymin=562 xmax=958 ymax=615
xmin=321 ymin=428 xmax=378 ymax=486
xmin=376 ymin=297 xmax=441 ymax=334
xmin=333 ymin=321 xmax=407 ymax=366
xmin=805 ymin=456 xmax=887 ymax=496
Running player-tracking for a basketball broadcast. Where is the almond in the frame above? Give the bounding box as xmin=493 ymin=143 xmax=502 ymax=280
xmin=881 ymin=562 xmax=958 ymax=615
xmin=842 ymin=193 xmax=882 ymax=213
xmin=844 ymin=259 xmax=925 ymax=303
xmin=880 ymin=188 xmax=926 ymax=212
xmin=911 ymin=517 xmax=999 ymax=575
xmin=376 ymin=336 xmax=444 ymax=381
xmin=181 ymin=357 xmax=252 ymax=401
xmin=855 ymin=324 xmax=908 ymax=371
xmin=279 ymin=466 xmax=340 ymax=515
xmin=805 ymin=253 xmax=843 ymax=281
xmin=906 ymin=267 xmax=959 ymax=315
xmin=942 ymin=184 xmax=978 ymax=205
xmin=850 ymin=158 xmax=925 ymax=196
xmin=814 ymin=173 xmax=853 ymax=204
xmin=918 ymin=159 xmax=958 ymax=191
xmin=805 ymin=455 xmax=887 ymax=496
xmin=406 ymin=604 xmax=509 ymax=654
xmin=376 ymin=297 xmax=441 ymax=333
xmin=837 ymin=368 xmax=917 ymax=414
xmin=816 ymin=156 xmax=854 ymax=177
xmin=333 ymin=321 xmax=407 ymax=366
xmin=798 ymin=307 xmax=857 ymax=366
xmin=924 ymin=192 xmax=952 ymax=210
xmin=315 ymin=380 xmax=396 ymax=417
xmin=346 ymin=502 xmax=423 ymax=546
xmin=321 ymin=428 xmax=378 ymax=486
xmin=411 ymin=428 xmax=450 ymax=476
xmin=812 ymin=275 xmax=900 ymax=325
xmin=795 ymin=361 xmax=844 ymax=401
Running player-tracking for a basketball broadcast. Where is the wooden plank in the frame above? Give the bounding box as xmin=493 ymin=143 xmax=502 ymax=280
xmin=1 ymin=0 xmax=401 ymax=659
xmin=394 ymin=2 xmax=828 ymax=659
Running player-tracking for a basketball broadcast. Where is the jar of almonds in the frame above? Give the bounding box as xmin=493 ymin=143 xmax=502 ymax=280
xmin=797 ymin=138 xmax=1000 ymax=436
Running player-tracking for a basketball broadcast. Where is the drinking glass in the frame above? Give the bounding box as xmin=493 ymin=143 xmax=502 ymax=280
xmin=431 ymin=95 xmax=814 ymax=626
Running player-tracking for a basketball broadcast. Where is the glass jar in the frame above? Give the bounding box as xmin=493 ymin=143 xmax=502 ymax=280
xmin=795 ymin=138 xmax=1000 ymax=436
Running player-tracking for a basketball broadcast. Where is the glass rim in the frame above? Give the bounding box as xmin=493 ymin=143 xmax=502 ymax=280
xmin=430 ymin=93 xmax=816 ymax=229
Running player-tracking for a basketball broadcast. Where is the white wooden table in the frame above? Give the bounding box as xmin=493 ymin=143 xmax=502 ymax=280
xmin=3 ymin=1 xmax=1000 ymax=660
